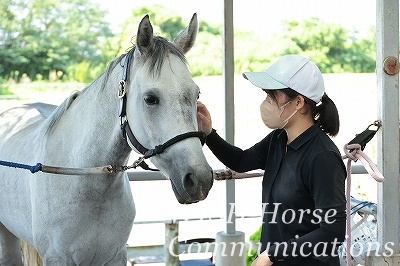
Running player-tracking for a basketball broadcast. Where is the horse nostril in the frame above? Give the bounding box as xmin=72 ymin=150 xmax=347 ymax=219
xmin=183 ymin=172 xmax=198 ymax=196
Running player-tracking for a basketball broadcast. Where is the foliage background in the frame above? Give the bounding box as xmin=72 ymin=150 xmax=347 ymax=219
xmin=1 ymin=1 xmax=376 ymax=87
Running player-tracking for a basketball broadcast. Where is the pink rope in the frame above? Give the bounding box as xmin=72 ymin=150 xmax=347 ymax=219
xmin=213 ymin=169 xmax=264 ymax=180
xmin=342 ymin=143 xmax=384 ymax=266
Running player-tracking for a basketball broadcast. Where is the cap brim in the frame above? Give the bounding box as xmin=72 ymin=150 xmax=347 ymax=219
xmin=242 ymin=72 xmax=287 ymax=90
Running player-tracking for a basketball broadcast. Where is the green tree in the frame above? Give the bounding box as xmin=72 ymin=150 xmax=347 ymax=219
xmin=116 ymin=5 xmax=183 ymax=55
xmin=279 ymin=18 xmax=375 ymax=73
xmin=186 ymin=31 xmax=222 ymax=76
xmin=0 ymin=0 xmax=113 ymax=81
xmin=234 ymin=32 xmax=302 ymax=74
xmin=246 ymin=226 xmax=262 ymax=266
xmin=342 ymin=27 xmax=376 ymax=72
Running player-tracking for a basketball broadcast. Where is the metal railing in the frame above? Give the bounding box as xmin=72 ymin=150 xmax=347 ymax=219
xmin=126 ymin=165 xmax=368 ymax=181
xmin=126 ymin=165 xmax=369 ymax=265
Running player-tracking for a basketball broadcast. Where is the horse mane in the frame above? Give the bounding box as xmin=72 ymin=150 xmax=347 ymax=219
xmin=42 ymin=91 xmax=81 ymax=135
xmin=145 ymin=36 xmax=188 ymax=76
xmin=42 ymin=36 xmax=186 ymax=135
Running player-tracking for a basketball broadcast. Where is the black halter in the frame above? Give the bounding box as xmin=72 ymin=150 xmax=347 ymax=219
xmin=118 ymin=49 xmax=206 ymax=169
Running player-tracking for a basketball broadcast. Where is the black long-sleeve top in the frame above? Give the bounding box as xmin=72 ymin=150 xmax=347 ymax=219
xmin=206 ymin=123 xmax=346 ymax=265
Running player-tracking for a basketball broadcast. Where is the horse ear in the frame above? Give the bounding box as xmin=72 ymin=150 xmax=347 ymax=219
xmin=173 ymin=13 xmax=198 ymax=54
xmin=136 ymin=14 xmax=154 ymax=56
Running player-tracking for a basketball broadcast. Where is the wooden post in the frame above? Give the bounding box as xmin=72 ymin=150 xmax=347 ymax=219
xmin=164 ymin=222 xmax=179 ymax=266
xmin=21 ymin=241 xmax=42 ymax=266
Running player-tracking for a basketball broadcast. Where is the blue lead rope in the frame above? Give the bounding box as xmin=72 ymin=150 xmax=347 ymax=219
xmin=0 ymin=160 xmax=42 ymax=174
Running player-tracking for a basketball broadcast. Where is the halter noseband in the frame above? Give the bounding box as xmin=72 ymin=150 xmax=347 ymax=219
xmin=118 ymin=49 xmax=206 ymax=168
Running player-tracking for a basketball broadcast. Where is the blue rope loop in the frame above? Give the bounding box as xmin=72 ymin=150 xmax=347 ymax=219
xmin=30 ymin=163 xmax=43 ymax=173
xmin=0 ymin=160 xmax=42 ymax=174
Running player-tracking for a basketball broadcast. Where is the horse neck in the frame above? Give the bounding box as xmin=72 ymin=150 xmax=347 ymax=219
xmin=46 ymin=72 xmax=131 ymax=168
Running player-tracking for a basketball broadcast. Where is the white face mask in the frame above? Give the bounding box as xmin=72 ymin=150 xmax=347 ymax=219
xmin=260 ymin=98 xmax=298 ymax=129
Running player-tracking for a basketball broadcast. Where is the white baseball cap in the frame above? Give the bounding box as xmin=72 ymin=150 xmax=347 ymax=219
xmin=242 ymin=55 xmax=325 ymax=103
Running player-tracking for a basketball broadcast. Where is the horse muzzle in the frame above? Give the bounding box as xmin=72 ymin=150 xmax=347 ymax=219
xmin=169 ymin=167 xmax=214 ymax=204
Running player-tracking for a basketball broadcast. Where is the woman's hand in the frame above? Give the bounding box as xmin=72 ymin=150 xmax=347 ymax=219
xmin=251 ymin=251 xmax=273 ymax=266
xmin=196 ymin=101 xmax=212 ymax=135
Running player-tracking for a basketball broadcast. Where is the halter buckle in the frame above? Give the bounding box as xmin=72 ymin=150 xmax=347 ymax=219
xmin=118 ymin=80 xmax=126 ymax=98
xmin=132 ymin=157 xmax=145 ymax=168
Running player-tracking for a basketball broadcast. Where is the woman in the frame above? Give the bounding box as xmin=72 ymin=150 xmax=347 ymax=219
xmin=197 ymin=55 xmax=346 ymax=265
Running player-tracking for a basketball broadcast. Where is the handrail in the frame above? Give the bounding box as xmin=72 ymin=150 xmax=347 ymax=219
xmin=133 ymin=215 xmax=261 ymax=225
xmin=127 ymin=165 xmax=368 ymax=182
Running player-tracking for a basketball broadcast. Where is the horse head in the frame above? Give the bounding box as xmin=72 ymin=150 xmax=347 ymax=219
xmin=124 ymin=14 xmax=213 ymax=204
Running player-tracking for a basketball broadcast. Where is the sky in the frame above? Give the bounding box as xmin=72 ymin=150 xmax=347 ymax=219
xmin=94 ymin=0 xmax=376 ymax=39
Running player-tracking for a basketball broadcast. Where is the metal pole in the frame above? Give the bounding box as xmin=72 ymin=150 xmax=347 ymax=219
xmin=215 ymin=1 xmax=245 ymax=265
xmin=222 ymin=0 xmax=236 ymax=236
xmin=368 ymin=0 xmax=400 ymax=264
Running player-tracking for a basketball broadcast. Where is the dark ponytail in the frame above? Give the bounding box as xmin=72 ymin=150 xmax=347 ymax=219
xmin=307 ymin=93 xmax=340 ymax=137
xmin=267 ymin=89 xmax=340 ymax=137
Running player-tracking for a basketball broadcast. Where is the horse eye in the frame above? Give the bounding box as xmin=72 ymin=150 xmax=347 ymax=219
xmin=144 ymin=94 xmax=159 ymax=105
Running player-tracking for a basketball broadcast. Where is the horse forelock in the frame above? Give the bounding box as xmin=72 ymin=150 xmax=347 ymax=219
xmin=98 ymin=36 xmax=187 ymax=92
xmin=140 ymin=36 xmax=188 ymax=77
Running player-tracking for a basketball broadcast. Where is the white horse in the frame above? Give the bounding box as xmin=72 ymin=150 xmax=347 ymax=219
xmin=0 ymin=14 xmax=213 ymax=265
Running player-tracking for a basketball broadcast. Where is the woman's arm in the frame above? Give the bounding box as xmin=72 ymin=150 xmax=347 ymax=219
xmin=197 ymin=101 xmax=267 ymax=172
xmin=205 ymin=129 xmax=267 ymax=172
